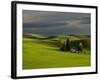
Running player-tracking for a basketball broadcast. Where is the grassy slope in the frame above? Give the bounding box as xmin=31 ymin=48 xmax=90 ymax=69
xmin=23 ymin=38 xmax=90 ymax=69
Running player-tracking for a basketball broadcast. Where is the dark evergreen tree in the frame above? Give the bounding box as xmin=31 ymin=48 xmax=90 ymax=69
xmin=78 ymin=42 xmax=83 ymax=52
xmin=66 ymin=38 xmax=70 ymax=51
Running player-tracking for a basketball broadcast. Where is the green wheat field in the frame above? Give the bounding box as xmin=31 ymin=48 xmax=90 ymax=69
xmin=22 ymin=34 xmax=91 ymax=69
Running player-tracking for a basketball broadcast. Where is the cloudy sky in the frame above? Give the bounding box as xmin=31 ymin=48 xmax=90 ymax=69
xmin=23 ymin=10 xmax=91 ymax=36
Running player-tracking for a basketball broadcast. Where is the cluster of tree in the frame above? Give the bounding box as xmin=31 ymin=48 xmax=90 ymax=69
xmin=60 ymin=38 xmax=83 ymax=52
xmin=60 ymin=38 xmax=70 ymax=51
xmin=80 ymin=38 xmax=90 ymax=50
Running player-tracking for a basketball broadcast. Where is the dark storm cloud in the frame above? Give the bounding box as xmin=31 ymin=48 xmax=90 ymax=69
xmin=23 ymin=22 xmax=68 ymax=28
xmin=23 ymin=10 xmax=91 ymax=36
xmin=79 ymin=16 xmax=90 ymax=24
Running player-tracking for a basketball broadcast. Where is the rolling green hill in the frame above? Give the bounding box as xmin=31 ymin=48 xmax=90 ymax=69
xmin=22 ymin=34 xmax=91 ymax=69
